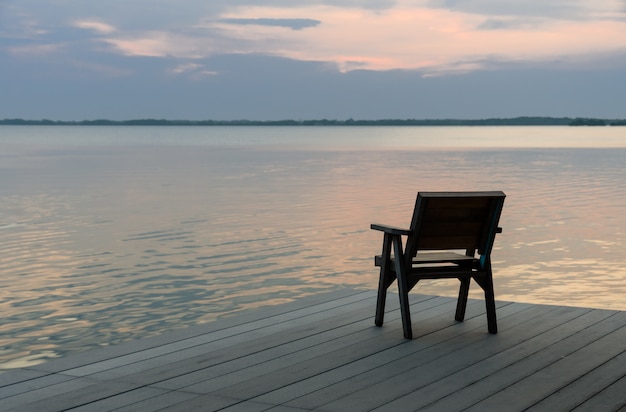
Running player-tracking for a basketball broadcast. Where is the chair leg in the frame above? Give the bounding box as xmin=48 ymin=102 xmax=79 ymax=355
xmin=392 ymin=236 xmax=413 ymax=339
xmin=483 ymin=267 xmax=498 ymax=334
xmin=484 ymin=287 xmax=497 ymax=333
xmin=455 ymin=277 xmax=471 ymax=322
xmin=375 ymin=234 xmax=393 ymax=327
xmin=375 ymin=275 xmax=388 ymax=327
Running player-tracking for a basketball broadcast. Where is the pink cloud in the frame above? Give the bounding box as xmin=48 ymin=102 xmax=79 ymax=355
xmin=74 ymin=20 xmax=116 ymax=34
xmin=91 ymin=2 xmax=626 ymax=74
xmin=103 ymin=32 xmax=215 ymax=58
xmin=8 ymin=43 xmax=65 ymax=57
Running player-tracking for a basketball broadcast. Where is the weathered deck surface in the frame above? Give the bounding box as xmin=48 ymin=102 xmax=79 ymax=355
xmin=1 ymin=288 xmax=625 ymax=411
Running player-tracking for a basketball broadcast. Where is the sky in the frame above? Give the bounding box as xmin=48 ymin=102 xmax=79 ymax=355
xmin=1 ymin=0 xmax=626 ymax=120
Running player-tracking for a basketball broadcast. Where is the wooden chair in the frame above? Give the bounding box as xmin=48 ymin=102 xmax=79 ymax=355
xmin=371 ymin=191 xmax=505 ymax=339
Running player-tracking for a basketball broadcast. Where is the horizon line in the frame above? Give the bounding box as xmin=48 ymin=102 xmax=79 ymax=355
xmin=2 ymin=116 xmax=625 ymax=127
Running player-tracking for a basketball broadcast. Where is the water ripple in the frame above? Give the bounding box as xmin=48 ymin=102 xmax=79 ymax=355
xmin=1 ymin=141 xmax=625 ymax=370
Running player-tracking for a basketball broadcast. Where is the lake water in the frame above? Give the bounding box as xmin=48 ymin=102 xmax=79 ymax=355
xmin=1 ymin=125 xmax=625 ymax=370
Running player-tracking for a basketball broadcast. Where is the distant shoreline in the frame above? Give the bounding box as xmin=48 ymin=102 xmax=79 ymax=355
xmin=2 ymin=117 xmax=625 ymax=126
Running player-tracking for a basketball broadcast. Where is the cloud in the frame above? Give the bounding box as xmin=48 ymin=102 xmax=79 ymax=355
xmin=3 ymin=1 xmax=626 ymax=121
xmin=476 ymin=17 xmax=545 ymax=30
xmin=74 ymin=20 xmax=116 ymax=34
xmin=170 ymin=62 xmax=218 ymax=78
xmin=204 ymin=3 xmax=626 ymax=73
xmin=67 ymin=59 xmax=133 ymax=77
xmin=430 ymin=0 xmax=625 ymax=21
xmin=7 ymin=43 xmax=65 ymax=57
xmin=219 ymin=17 xmax=321 ymax=30
xmin=171 ymin=62 xmax=203 ymax=74
xmin=0 ymin=4 xmax=47 ymax=39
xmin=102 ymin=32 xmax=216 ymax=58
xmin=4 ymin=0 xmax=626 ymax=77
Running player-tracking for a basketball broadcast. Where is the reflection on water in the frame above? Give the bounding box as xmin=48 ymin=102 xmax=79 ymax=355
xmin=1 ymin=126 xmax=625 ymax=370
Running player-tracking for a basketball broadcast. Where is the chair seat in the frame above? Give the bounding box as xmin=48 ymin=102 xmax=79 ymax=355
xmin=375 ymin=252 xmax=482 ymax=279
xmin=375 ymin=251 xmax=477 ymax=267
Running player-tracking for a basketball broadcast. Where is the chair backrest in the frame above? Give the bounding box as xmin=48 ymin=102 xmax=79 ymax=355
xmin=406 ymin=191 xmax=505 ymax=262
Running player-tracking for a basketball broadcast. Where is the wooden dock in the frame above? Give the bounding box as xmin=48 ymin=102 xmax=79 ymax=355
xmin=1 ymin=289 xmax=625 ymax=411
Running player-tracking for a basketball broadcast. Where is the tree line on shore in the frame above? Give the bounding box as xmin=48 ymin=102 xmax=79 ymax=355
xmin=1 ymin=117 xmax=625 ymax=126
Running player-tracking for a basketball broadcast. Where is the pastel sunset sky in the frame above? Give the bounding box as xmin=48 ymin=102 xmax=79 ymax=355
xmin=2 ymin=0 xmax=626 ymax=120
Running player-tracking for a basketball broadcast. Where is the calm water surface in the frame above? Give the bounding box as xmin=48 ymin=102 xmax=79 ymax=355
xmin=1 ymin=126 xmax=625 ymax=370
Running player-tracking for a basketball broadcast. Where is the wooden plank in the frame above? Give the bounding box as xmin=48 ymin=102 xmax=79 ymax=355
xmin=1 ymin=378 xmax=133 ymax=412
xmin=420 ymin=310 xmax=626 ymax=412
xmin=373 ymin=307 xmax=618 ymax=411
xmin=111 ymin=390 xmax=201 ymax=412
xmin=150 ymin=393 xmax=240 ymax=412
xmin=1 ymin=290 xmax=624 ymax=412
xmin=90 ymin=293 xmax=413 ymax=386
xmin=76 ymin=291 xmax=401 ymax=382
xmin=526 ymin=350 xmax=626 ymax=411
xmin=252 ymin=301 xmax=521 ymax=407
xmin=31 ymin=288 xmax=366 ymax=374
xmin=465 ymin=315 xmax=626 ymax=411
xmin=299 ymin=305 xmax=587 ymax=412
xmin=1 ymin=290 xmax=373 ymax=410
xmin=162 ymin=395 xmax=258 ymax=412
xmin=0 ymin=372 xmax=75 ymax=399
xmin=185 ymin=296 xmax=458 ymax=396
xmin=571 ymin=374 xmax=626 ymax=412
xmin=281 ymin=302 xmax=537 ymax=410
xmin=0 ymin=369 xmax=48 ymax=388
xmin=48 ymin=291 xmax=376 ymax=377
xmin=218 ymin=400 xmax=299 ymax=412
xmin=144 ymin=298 xmax=411 ymax=387
xmin=65 ymin=387 xmax=174 ymax=412
xmin=253 ymin=301 xmax=525 ymax=410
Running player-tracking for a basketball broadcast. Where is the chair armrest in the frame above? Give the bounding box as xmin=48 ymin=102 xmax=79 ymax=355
xmin=370 ymin=223 xmax=411 ymax=236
